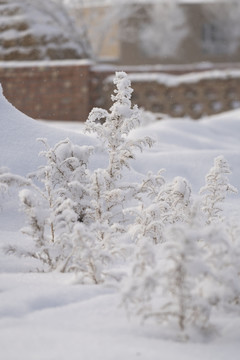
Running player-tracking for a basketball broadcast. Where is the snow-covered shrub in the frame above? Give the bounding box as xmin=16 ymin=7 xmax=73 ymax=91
xmin=13 ymin=188 xmax=53 ymax=269
xmin=3 ymin=70 xmax=240 ymax=339
xmin=197 ymin=218 xmax=240 ymax=313
xmin=200 ymin=156 xmax=237 ymax=224
xmin=122 ymin=240 xmax=159 ymax=318
xmin=225 ymin=218 xmax=240 ymax=308
xmin=85 ymin=71 xmax=153 ymax=185
xmin=5 ymin=72 xmax=155 ymax=276
xmin=122 ymin=179 xmax=240 ymax=340
xmin=122 ymin=213 xmax=212 ymax=339
xmin=66 ymin=221 xmax=117 ymax=284
xmin=33 ymin=138 xmax=93 ymax=224
xmin=32 ymin=138 xmax=92 ymax=229
xmin=6 ymin=138 xmax=93 ymax=271
xmin=84 ymin=72 xmax=154 ymax=255
xmin=138 ymin=169 xmax=166 ymax=202
xmin=128 ymin=176 xmax=191 ymax=245
xmin=156 ymin=223 xmax=211 ymax=335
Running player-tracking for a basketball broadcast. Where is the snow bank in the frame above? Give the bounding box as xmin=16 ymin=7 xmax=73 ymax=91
xmin=0 ymin=84 xmax=96 ymax=176
xmin=0 ymin=272 xmax=240 ymax=360
xmin=128 ymin=112 xmax=240 ymax=192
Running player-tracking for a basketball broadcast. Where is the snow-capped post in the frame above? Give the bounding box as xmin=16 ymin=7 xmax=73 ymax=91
xmin=200 ymin=156 xmax=238 ymax=224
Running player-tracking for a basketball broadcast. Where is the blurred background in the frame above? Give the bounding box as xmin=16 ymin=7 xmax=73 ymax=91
xmin=0 ymin=0 xmax=240 ymax=121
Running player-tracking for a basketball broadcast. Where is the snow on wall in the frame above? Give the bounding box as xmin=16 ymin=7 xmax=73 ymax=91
xmin=105 ymin=69 xmax=240 ymax=87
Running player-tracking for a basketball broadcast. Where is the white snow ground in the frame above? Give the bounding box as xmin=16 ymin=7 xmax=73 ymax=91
xmin=1 ymin=85 xmax=240 ymax=359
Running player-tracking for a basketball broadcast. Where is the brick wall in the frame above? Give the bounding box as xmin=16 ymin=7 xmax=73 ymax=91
xmin=0 ymin=60 xmax=91 ymax=121
xmin=92 ymin=65 xmax=240 ymax=119
xmin=1 ymin=61 xmax=240 ymax=121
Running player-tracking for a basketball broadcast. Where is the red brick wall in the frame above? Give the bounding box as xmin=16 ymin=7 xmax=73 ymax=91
xmin=91 ymin=64 xmax=240 ymax=119
xmin=0 ymin=61 xmax=91 ymax=121
xmin=1 ymin=61 xmax=240 ymax=121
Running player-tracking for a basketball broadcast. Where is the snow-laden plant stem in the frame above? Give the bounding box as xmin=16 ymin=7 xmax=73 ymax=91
xmin=200 ymin=155 xmax=237 ymax=224
xmin=79 ymin=71 xmax=154 ymax=282
xmin=128 ymin=176 xmax=192 ymax=245
xmin=0 ymin=167 xmax=31 ymax=196
xmin=122 ymin=155 xmax=240 ymax=339
xmin=85 ymin=71 xmax=153 ymax=186
xmin=85 ymin=71 xmax=154 ymax=243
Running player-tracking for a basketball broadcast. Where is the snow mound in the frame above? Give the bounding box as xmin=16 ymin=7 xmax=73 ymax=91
xmin=0 ymin=84 xmax=95 ymax=176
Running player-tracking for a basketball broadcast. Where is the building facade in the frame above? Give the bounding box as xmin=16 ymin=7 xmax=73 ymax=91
xmin=71 ymin=1 xmax=240 ymax=65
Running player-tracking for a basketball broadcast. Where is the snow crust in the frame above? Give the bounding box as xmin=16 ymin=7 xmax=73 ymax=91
xmin=0 ymin=83 xmax=240 ymax=359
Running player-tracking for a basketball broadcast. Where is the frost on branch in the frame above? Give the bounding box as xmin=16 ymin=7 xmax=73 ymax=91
xmin=0 ymin=167 xmax=31 ymax=192
xmin=200 ymin=156 xmax=237 ymax=224
xmin=68 ymin=222 xmax=116 ymax=284
xmin=199 ymin=222 xmax=240 ymax=312
xmin=84 ymin=169 xmax=128 ymax=272
xmin=17 ymin=188 xmax=53 ymax=268
xmin=128 ymin=176 xmax=192 ymax=245
xmin=34 ymin=138 xmax=93 ymax=223
xmin=122 ymin=241 xmax=158 ymax=319
xmin=138 ymin=169 xmax=166 ymax=202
